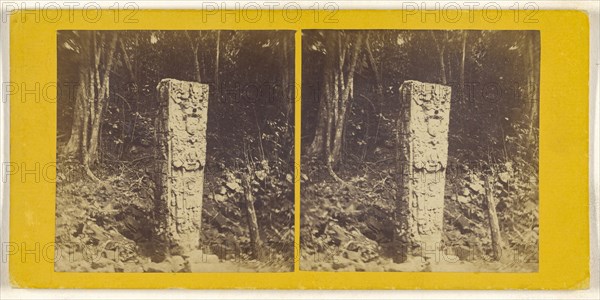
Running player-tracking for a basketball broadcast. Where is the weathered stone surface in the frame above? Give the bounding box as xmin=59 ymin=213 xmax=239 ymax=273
xmin=155 ymin=79 xmax=209 ymax=255
xmin=332 ymin=256 xmax=353 ymax=270
xmin=395 ymin=80 xmax=451 ymax=262
xmin=186 ymin=249 xmax=220 ymax=264
xmin=122 ymin=262 xmax=144 ymax=273
xmin=186 ymin=250 xmax=228 ymax=272
xmin=364 ymin=262 xmax=385 ymax=272
xmin=145 ymin=261 xmax=172 ymax=273
xmin=343 ymin=250 xmax=362 ymax=263
xmin=166 ymin=255 xmax=186 ymax=272
xmin=354 ymin=264 xmax=366 ymax=272
xmin=336 ymin=265 xmax=356 ymax=272
xmin=385 ymin=255 xmax=427 ymax=272
xmin=454 ymin=245 xmax=473 ymax=261
xmin=91 ymin=257 xmax=114 ymax=270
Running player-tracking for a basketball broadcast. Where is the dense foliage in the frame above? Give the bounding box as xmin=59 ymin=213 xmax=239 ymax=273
xmin=301 ymin=30 xmax=539 ymax=271
xmin=56 ymin=30 xmax=295 ymax=272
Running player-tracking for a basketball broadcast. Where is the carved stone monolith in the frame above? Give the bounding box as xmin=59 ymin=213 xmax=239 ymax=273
xmin=155 ymin=79 xmax=209 ymax=255
xmin=394 ymin=80 xmax=451 ymax=263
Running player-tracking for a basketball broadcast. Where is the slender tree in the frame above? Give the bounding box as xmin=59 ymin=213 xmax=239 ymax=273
xmin=307 ymin=31 xmax=364 ymax=180
xmin=185 ymin=31 xmax=203 ymax=83
xmin=65 ymin=31 xmax=119 ymax=180
xmin=429 ymin=31 xmax=448 ymax=84
xmin=459 ymin=30 xmax=468 ymax=99
xmin=214 ymin=30 xmax=221 ymax=87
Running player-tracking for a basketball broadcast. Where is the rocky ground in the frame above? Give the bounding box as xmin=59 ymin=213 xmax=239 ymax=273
xmin=54 ymin=158 xmax=291 ymax=273
xmin=299 ymin=153 xmax=539 ymax=273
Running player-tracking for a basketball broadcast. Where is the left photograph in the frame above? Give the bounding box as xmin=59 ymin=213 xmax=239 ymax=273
xmin=55 ymin=30 xmax=295 ymax=272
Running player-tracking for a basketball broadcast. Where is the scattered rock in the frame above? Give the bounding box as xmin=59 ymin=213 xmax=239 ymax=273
xmin=331 ymin=256 xmax=352 ymax=270
xmin=336 ymin=265 xmax=356 ymax=272
xmin=74 ymin=261 xmax=92 ymax=272
xmin=167 ymin=255 xmax=186 ymax=272
xmin=255 ymin=170 xmax=267 ymax=181
xmin=454 ymin=215 xmax=471 ymax=233
xmin=214 ymin=194 xmax=226 ymax=202
xmin=317 ymin=262 xmax=332 ymax=271
xmin=187 ymin=249 xmax=220 ymax=264
xmin=498 ymin=172 xmax=510 ymax=184
xmin=225 ymin=182 xmax=241 ymax=192
xmin=326 ymin=223 xmax=348 ymax=246
xmin=123 ymin=262 xmax=144 ymax=272
xmin=354 ymin=262 xmax=367 ymax=272
xmin=218 ymin=186 xmax=227 ymax=195
xmin=114 ymin=261 xmax=125 ymax=272
xmin=384 ymin=256 xmax=426 ymax=272
xmin=95 ymin=265 xmax=116 ymax=273
xmin=102 ymin=249 xmax=118 ymax=261
xmin=461 ymin=187 xmax=470 ymax=196
xmin=457 ymin=195 xmax=471 ymax=204
xmin=364 ymin=263 xmax=384 ymax=272
xmin=384 ymin=264 xmax=403 ymax=272
xmin=91 ymin=257 xmax=114 ymax=270
xmin=301 ymin=174 xmax=308 ymax=182
xmin=343 ymin=250 xmax=362 ymax=263
xmin=145 ymin=261 xmax=172 ymax=273
xmin=454 ymin=245 xmax=473 ymax=261
xmin=443 ymin=254 xmax=460 ymax=263
xmin=346 ymin=241 xmax=360 ymax=252
xmin=468 ymin=181 xmax=484 ymax=194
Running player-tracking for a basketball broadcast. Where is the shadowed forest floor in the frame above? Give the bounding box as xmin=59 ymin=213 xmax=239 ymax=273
xmin=55 ymin=30 xmax=296 ymax=273
xmin=54 ymin=153 xmax=292 ymax=273
xmin=299 ymin=154 xmax=538 ymax=273
xmin=299 ymin=30 xmax=540 ymax=273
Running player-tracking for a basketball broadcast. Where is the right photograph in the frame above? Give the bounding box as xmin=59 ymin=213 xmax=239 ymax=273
xmin=300 ymin=30 xmax=540 ymax=272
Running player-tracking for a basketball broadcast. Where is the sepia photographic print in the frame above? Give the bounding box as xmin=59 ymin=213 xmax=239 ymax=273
xmin=55 ymin=30 xmax=295 ymax=272
xmin=300 ymin=30 xmax=540 ymax=272
xmin=5 ymin=5 xmax=594 ymax=291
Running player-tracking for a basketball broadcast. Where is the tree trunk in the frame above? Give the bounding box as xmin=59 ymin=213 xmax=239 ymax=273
xmin=192 ymin=47 xmax=202 ymax=83
xmin=65 ymin=82 xmax=84 ymax=157
xmin=87 ymin=33 xmax=119 ymax=165
xmin=324 ymin=70 xmax=334 ymax=164
xmin=65 ymin=31 xmax=92 ymax=158
xmin=485 ymin=176 xmax=503 ymax=261
xmin=185 ymin=31 xmax=203 ymax=83
xmin=330 ymin=33 xmax=363 ymax=167
xmin=439 ymin=48 xmax=447 ymax=85
xmin=242 ymin=173 xmax=263 ymax=260
xmin=430 ymin=31 xmax=447 ymax=85
xmin=364 ymin=33 xmax=384 ymax=156
xmin=307 ymin=35 xmax=335 ymax=158
xmin=81 ymin=68 xmax=94 ymax=180
xmin=281 ymin=34 xmax=291 ymax=115
xmin=307 ymin=82 xmax=327 ymax=156
xmin=527 ymin=32 xmax=539 ymax=145
xmin=460 ymin=31 xmax=468 ymax=99
xmin=61 ymin=31 xmax=119 ymax=180
xmin=365 ymin=33 xmax=383 ymax=101
xmin=307 ymin=31 xmax=363 ymax=178
xmin=118 ymin=34 xmax=139 ymax=157
xmin=119 ymin=37 xmax=136 ymax=81
xmin=214 ymin=30 xmax=221 ymax=87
